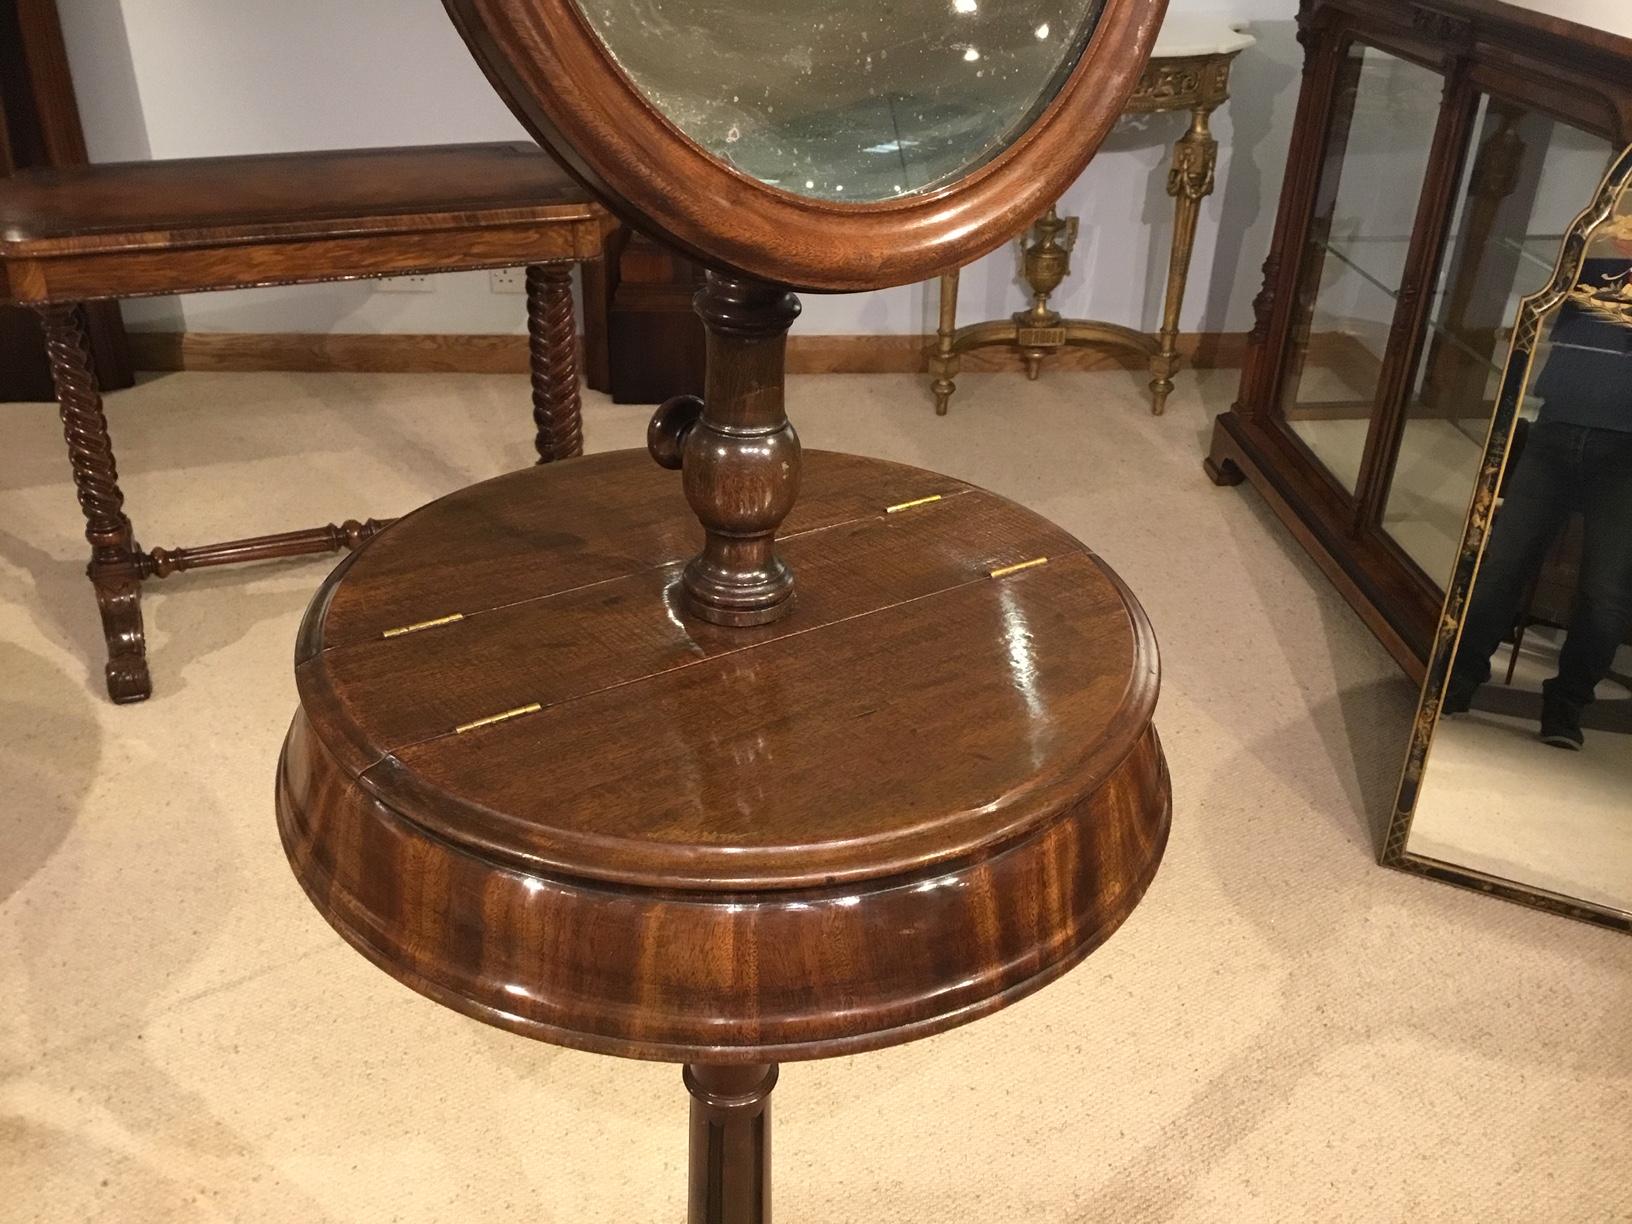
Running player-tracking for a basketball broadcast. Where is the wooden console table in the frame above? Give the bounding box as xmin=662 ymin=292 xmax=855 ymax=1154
xmin=0 ymin=142 xmax=610 ymax=703
xmin=930 ymin=17 xmax=1255 ymax=416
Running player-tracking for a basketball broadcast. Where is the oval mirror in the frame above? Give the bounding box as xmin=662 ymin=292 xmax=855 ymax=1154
xmin=571 ymin=0 xmax=1110 ymax=204
xmin=446 ymin=0 xmax=1165 ymax=289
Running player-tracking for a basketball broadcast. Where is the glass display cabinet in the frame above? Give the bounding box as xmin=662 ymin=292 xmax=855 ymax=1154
xmin=1206 ymin=0 xmax=1632 ymax=678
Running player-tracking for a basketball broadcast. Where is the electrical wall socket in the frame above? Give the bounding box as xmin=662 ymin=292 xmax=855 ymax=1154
xmin=489 ymin=268 xmax=527 ymax=294
xmin=373 ymin=274 xmax=435 ymax=293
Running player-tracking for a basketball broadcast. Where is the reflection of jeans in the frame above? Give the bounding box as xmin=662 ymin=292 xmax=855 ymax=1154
xmin=1451 ymin=420 xmax=1632 ymax=709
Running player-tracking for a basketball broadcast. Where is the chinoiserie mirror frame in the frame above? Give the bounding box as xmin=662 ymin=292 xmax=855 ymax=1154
xmin=444 ymin=0 xmax=1168 ymax=292
xmin=1382 ymin=143 xmax=1632 ymax=935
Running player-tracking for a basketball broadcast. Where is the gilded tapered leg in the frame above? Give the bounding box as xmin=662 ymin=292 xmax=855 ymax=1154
xmin=685 ymin=1063 xmax=776 ymax=1224
xmin=526 ymin=263 xmax=584 ymax=462
xmin=1151 ymin=105 xmax=1220 ymax=416
xmin=929 ymin=269 xmax=961 ymax=416
xmin=38 ymin=302 xmax=151 ymax=703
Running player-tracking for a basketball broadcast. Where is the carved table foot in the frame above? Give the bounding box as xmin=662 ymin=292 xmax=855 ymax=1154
xmin=90 ymin=546 xmax=152 ymax=704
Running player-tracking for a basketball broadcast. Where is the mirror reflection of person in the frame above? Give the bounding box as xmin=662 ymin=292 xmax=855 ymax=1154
xmin=1446 ymin=247 xmax=1632 ymax=749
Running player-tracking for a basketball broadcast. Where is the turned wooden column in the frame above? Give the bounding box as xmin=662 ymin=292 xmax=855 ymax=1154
xmin=685 ymin=1063 xmax=776 ymax=1224
xmin=648 ymin=273 xmax=802 ymax=626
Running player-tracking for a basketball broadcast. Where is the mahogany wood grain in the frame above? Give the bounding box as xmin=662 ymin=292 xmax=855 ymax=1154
xmin=279 ymin=449 xmax=1169 ymax=1064
xmin=586 ymin=224 xmax=708 ymax=403
xmin=443 ymin=0 xmax=1169 ymax=292
xmin=0 ymin=142 xmax=610 ymax=304
xmin=525 ymin=262 xmax=583 ymax=461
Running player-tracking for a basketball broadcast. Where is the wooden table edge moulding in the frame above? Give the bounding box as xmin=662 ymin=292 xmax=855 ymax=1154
xmin=930 ymin=17 xmax=1256 ymax=417
xmin=0 ymin=141 xmax=611 ymax=703
xmin=279 ymin=2 xmax=1174 ymax=1219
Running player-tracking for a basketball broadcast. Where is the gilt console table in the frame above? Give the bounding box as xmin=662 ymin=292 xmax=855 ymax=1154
xmin=0 ymin=142 xmax=610 ymax=703
xmin=929 ymin=17 xmax=1255 ymax=416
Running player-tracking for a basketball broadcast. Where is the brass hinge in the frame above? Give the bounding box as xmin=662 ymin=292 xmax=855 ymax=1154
xmin=989 ymin=557 xmax=1049 ymax=580
xmin=454 ymin=702 xmax=543 ymax=735
xmin=382 ymin=612 xmax=465 ymax=639
xmin=885 ymin=494 xmax=944 ymax=514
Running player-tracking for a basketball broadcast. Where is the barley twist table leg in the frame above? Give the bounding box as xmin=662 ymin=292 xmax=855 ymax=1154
xmin=1151 ymin=104 xmax=1220 ymax=416
xmin=38 ymin=302 xmax=152 ymax=703
xmin=526 ymin=264 xmax=584 ymax=462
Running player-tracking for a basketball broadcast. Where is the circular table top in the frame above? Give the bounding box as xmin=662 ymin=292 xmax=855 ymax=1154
xmin=295 ymin=449 xmax=1157 ymax=891
xmin=280 ymin=450 xmax=1169 ymax=1061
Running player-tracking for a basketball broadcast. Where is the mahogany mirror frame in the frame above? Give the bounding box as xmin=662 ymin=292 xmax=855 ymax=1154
xmin=444 ymin=0 xmax=1168 ymax=292
xmin=1382 ymin=141 xmax=1632 ymax=936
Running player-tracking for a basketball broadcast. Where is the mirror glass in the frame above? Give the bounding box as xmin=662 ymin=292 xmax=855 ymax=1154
xmin=1384 ymin=105 xmax=1612 ymax=585
xmin=569 ymin=0 xmax=1109 ymax=203
xmin=1397 ymin=151 xmax=1632 ymax=921
xmin=1278 ymin=44 xmax=1442 ymax=495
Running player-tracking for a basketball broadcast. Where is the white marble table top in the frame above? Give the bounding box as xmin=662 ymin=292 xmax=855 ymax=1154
xmin=1152 ymin=14 xmax=1257 ymax=60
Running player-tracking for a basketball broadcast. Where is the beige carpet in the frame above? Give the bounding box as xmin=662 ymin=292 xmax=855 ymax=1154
xmin=2 ymin=367 xmax=1628 ymax=1223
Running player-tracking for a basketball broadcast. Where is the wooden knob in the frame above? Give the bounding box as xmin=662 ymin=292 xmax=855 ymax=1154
xmin=648 ymin=395 xmax=705 ymax=470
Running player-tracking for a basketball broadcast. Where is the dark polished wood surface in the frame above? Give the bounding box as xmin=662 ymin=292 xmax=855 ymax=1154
xmin=280 ymin=448 xmax=1169 ymax=1063
xmin=0 ymin=141 xmax=610 ymax=304
xmin=650 ymin=275 xmax=803 ymax=626
xmin=584 ymin=224 xmax=707 ymax=404
xmin=1 ymin=141 xmax=594 ymax=248
xmin=443 ymin=0 xmax=1168 ymax=291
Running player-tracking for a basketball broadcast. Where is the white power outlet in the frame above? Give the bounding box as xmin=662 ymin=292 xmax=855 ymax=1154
xmin=374 ymin=274 xmax=435 ymax=293
xmin=489 ymin=268 xmax=527 ymax=294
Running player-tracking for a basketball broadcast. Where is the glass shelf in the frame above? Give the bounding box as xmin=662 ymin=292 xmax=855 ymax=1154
xmin=1311 ymin=234 xmax=1509 ymax=378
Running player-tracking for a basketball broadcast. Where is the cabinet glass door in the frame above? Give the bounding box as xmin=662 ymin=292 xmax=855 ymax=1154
xmin=1277 ymin=44 xmax=1442 ymax=495
xmin=1382 ymin=105 xmax=1614 ymax=583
